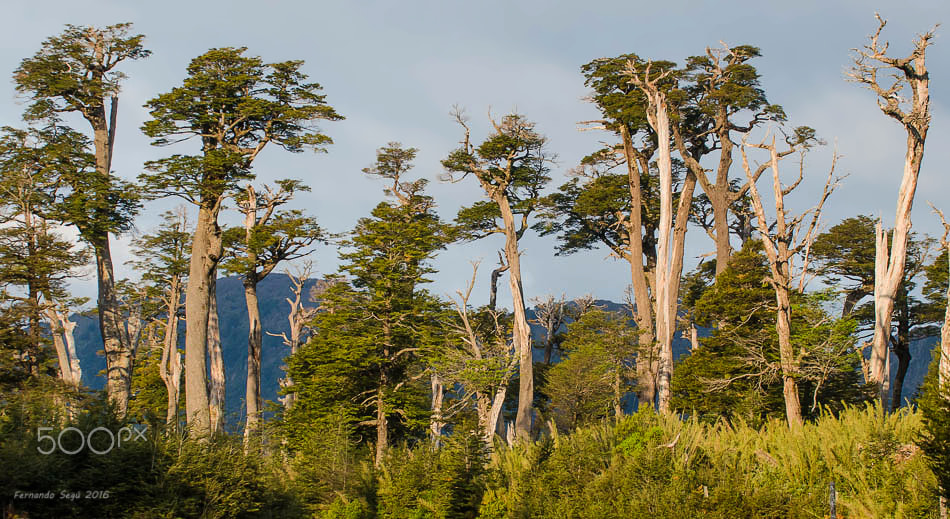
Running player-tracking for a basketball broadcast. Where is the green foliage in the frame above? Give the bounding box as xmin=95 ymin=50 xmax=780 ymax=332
xmin=282 ymin=145 xmax=453 ymax=454
xmin=376 ymin=431 xmax=489 ymax=519
xmin=141 ymin=47 xmax=342 ymax=206
xmin=673 ymin=241 xmax=867 ymax=423
xmin=0 ymin=395 xmax=303 ymax=518
xmin=480 ymin=404 xmax=938 ymax=518
xmin=545 ymin=310 xmax=638 ymax=429
xmin=917 ymin=348 xmax=950 ymax=499
xmin=14 ymin=23 xmax=150 ymax=121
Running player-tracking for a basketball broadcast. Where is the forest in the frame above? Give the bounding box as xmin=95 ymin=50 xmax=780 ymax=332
xmin=0 ymin=10 xmax=949 ymax=519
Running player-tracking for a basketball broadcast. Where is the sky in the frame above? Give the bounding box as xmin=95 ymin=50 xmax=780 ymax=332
xmin=1 ymin=0 xmax=948 ymax=309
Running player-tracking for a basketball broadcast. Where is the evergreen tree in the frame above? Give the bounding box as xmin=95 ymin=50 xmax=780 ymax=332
xmin=284 ymin=144 xmax=453 ymax=465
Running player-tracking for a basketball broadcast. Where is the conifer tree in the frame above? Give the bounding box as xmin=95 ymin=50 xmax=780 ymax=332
xmin=285 ymin=144 xmax=453 ymax=465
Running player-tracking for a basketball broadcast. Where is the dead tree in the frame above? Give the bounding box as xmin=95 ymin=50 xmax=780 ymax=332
xmin=42 ymin=306 xmax=81 ymax=387
xmin=268 ymin=261 xmax=321 ymax=409
xmin=847 ymin=14 xmax=935 ymax=406
xmin=741 ymin=131 xmax=838 ymax=427
xmin=531 ymin=294 xmax=569 ymax=364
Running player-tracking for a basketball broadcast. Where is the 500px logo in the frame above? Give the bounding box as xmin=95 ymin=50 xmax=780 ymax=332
xmin=36 ymin=425 xmax=148 ymax=455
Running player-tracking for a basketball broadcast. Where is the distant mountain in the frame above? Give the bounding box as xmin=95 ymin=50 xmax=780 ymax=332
xmin=72 ymin=279 xmax=939 ymax=426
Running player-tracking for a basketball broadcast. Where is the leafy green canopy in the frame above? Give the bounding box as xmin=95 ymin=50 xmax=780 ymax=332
xmin=140 ymin=47 xmax=343 ymax=205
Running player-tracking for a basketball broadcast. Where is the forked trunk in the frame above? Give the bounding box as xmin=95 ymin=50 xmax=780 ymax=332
xmin=497 ymin=196 xmax=533 ymax=439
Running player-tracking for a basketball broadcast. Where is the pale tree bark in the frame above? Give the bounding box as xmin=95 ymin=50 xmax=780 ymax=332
xmin=931 ymin=205 xmax=950 ymax=389
xmin=628 ymin=64 xmax=697 ymax=413
xmin=208 ymin=273 xmax=225 ymax=435
xmin=531 ymin=294 xmax=568 ymax=364
xmin=429 ymin=373 xmax=445 ymax=446
xmin=447 ymin=263 xmax=517 ymax=446
xmin=43 ymin=307 xmax=81 ymax=387
xmin=619 ymin=125 xmax=659 ymax=410
xmin=158 ymin=276 xmax=183 ymax=429
xmin=488 ymin=251 xmax=509 ymax=312
xmin=270 ymin=262 xmax=319 ymax=409
xmin=848 ymin=15 xmax=934 ymax=406
xmin=448 ymin=113 xmax=548 ymax=439
xmin=741 ymin=135 xmax=838 ymax=427
xmin=186 ymin=199 xmax=223 ymax=438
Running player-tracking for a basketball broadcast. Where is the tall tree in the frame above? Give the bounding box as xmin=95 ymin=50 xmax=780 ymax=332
xmin=285 ymin=144 xmax=453 ymax=465
xmin=141 ymin=47 xmax=342 ymax=436
xmin=127 ymin=208 xmax=191 ymax=428
xmin=14 ymin=24 xmax=149 ymax=416
xmin=741 ymin=129 xmax=837 ymax=426
xmin=221 ymin=180 xmax=323 ymax=447
xmin=626 ymin=62 xmax=696 ymax=412
xmin=443 ymin=112 xmax=552 ymax=438
xmin=847 ymin=15 xmax=935 ymax=406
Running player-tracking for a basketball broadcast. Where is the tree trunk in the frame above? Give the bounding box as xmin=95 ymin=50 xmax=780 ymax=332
xmin=941 ymin=247 xmax=950 ymax=388
xmin=651 ymin=93 xmax=675 ymax=413
xmin=208 ymin=274 xmax=225 ymax=435
xmin=94 ymin=236 xmax=132 ymax=418
xmin=497 ymin=195 xmax=533 ymax=439
xmin=183 ymin=205 xmax=219 ymax=437
xmin=775 ymin=286 xmax=804 ymax=427
xmin=243 ymin=277 xmax=263 ymax=447
xmin=429 ymin=373 xmax=444 ymax=446
xmin=620 ymin=125 xmax=657 ymax=411
xmin=375 ymin=386 xmax=387 ymax=467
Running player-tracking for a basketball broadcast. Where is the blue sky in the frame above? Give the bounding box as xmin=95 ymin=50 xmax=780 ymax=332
xmin=2 ymin=1 xmax=948 ymax=308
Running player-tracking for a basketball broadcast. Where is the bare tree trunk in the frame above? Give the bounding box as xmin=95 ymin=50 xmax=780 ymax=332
xmin=159 ymin=286 xmax=182 ymax=429
xmin=89 ymin=112 xmax=132 ymax=418
xmin=741 ymin=137 xmax=836 ymax=428
xmin=184 ymin=205 xmax=219 ymax=437
xmin=95 ymin=235 xmax=132 ymax=417
xmin=776 ymin=287 xmax=804 ymax=426
xmin=243 ymin=278 xmax=263 ymax=447
xmin=375 ymin=386 xmax=387 ymax=467
xmin=430 ymin=373 xmax=444 ymax=446
xmin=620 ymin=125 xmax=657 ymax=410
xmin=488 ymin=251 xmax=508 ymax=312
xmin=632 ymin=68 xmax=695 ymax=413
xmin=208 ymin=274 xmax=225 ymax=435
xmin=498 ymin=196 xmax=534 ymax=439
xmin=850 ymin=17 xmax=933 ymax=408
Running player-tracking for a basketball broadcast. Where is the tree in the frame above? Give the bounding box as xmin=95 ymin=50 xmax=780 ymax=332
xmin=269 ymin=261 xmax=322 ymax=410
xmin=440 ymin=262 xmax=517 ymax=446
xmin=285 ymin=143 xmax=453 ymax=465
xmin=0 ymin=125 xmax=89 ymax=382
xmin=625 ymin=62 xmax=696 ymax=413
xmin=14 ymin=23 xmax=149 ymax=417
xmin=931 ymin=206 xmax=950 ymax=391
xmin=740 ymin=129 xmax=838 ymax=426
xmin=812 ymin=216 xmax=937 ymax=409
xmin=554 ymin=308 xmax=638 ymax=422
xmin=220 ymin=180 xmax=323 ymax=447
xmin=141 ymin=47 xmax=342 ymax=436
xmin=673 ymin=44 xmax=785 ymax=277
xmin=530 ymin=294 xmax=569 ymax=365
xmin=674 ymin=242 xmax=864 ymax=424
xmin=127 ymin=208 xmax=191 ymax=428
xmin=847 ymin=15 xmax=935 ymax=406
xmin=442 ymin=111 xmax=552 ymax=438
